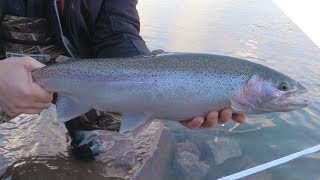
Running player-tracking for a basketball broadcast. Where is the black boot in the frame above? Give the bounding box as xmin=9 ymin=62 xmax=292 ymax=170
xmin=64 ymin=112 xmax=102 ymax=159
xmin=64 ymin=108 xmax=122 ymax=159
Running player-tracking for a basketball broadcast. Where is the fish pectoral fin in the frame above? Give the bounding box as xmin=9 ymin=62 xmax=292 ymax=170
xmin=119 ymin=112 xmax=153 ymax=134
xmin=56 ymin=94 xmax=91 ymax=122
xmin=231 ymin=98 xmax=250 ymax=113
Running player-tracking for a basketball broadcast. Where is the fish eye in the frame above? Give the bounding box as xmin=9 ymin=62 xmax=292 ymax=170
xmin=278 ymin=81 xmax=291 ymax=91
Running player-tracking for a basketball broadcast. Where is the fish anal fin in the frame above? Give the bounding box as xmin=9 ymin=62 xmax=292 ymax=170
xmin=119 ymin=112 xmax=153 ymax=134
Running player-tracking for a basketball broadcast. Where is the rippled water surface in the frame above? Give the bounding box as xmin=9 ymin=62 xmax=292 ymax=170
xmin=1 ymin=0 xmax=320 ymax=179
xmin=138 ymin=0 xmax=320 ymax=179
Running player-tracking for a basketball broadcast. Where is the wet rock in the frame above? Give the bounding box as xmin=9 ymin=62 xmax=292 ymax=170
xmin=1 ymin=156 xmax=127 ymax=180
xmin=132 ymin=121 xmax=175 ymax=180
xmin=0 ymin=107 xmax=175 ymax=180
xmin=175 ymin=140 xmax=209 ymax=180
xmin=206 ymin=137 xmax=242 ymax=164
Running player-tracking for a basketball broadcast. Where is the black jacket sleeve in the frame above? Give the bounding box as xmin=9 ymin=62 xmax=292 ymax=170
xmin=63 ymin=0 xmax=150 ymax=58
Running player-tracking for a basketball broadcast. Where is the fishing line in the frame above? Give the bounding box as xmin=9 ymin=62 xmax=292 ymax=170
xmin=217 ymin=144 xmax=320 ymax=180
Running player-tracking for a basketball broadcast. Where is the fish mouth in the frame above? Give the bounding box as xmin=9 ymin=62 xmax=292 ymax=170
xmin=269 ymin=88 xmax=309 ymax=112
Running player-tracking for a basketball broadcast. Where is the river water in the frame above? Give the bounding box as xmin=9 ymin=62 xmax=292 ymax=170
xmin=1 ymin=0 xmax=320 ymax=179
xmin=137 ymin=0 xmax=320 ymax=179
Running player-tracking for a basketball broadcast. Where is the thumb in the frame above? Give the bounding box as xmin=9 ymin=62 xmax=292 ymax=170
xmin=23 ymin=57 xmax=46 ymax=71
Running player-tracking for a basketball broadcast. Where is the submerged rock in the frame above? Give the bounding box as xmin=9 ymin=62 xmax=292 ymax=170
xmin=132 ymin=121 xmax=175 ymax=180
xmin=206 ymin=137 xmax=242 ymax=164
xmin=177 ymin=139 xmax=201 ymax=157
xmin=175 ymin=140 xmax=210 ymax=180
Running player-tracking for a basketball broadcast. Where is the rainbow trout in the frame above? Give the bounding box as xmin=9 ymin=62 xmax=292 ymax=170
xmin=32 ymin=53 xmax=308 ymax=133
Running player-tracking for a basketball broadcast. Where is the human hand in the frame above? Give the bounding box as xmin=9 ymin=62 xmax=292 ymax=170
xmin=0 ymin=57 xmax=53 ymax=116
xmin=180 ymin=108 xmax=246 ymax=129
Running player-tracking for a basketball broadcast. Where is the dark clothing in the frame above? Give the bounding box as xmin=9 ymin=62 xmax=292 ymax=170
xmin=0 ymin=0 xmax=150 ymax=59
xmin=63 ymin=0 xmax=150 ymax=58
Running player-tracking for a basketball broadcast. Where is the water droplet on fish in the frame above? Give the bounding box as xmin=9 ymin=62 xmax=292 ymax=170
xmin=221 ymin=124 xmax=225 ymax=127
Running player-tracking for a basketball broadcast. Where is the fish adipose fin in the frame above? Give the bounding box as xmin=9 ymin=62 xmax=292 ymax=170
xmin=119 ymin=112 xmax=153 ymax=134
xmin=56 ymin=94 xmax=91 ymax=122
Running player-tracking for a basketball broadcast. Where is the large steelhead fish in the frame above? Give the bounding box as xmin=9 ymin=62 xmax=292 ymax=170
xmin=32 ymin=53 xmax=308 ymax=133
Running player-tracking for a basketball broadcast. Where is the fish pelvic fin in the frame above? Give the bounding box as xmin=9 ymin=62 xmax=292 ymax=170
xmin=56 ymin=94 xmax=91 ymax=122
xmin=119 ymin=112 xmax=153 ymax=135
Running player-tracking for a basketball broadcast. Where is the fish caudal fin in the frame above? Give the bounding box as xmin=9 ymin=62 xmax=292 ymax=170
xmin=119 ymin=112 xmax=153 ymax=134
xmin=56 ymin=94 xmax=91 ymax=122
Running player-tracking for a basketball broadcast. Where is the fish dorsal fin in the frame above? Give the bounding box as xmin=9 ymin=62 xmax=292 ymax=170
xmin=119 ymin=112 xmax=153 ymax=134
xmin=151 ymin=49 xmax=166 ymax=55
xmin=56 ymin=94 xmax=91 ymax=122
